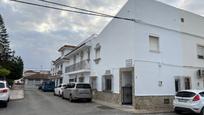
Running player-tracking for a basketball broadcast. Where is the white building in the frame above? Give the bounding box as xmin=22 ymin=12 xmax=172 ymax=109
xmin=24 ymin=70 xmax=50 ymax=88
xmin=52 ymin=0 xmax=204 ymax=110
xmin=51 ymin=45 xmax=76 ymax=86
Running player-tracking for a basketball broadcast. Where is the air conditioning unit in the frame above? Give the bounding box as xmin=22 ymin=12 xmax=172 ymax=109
xmin=197 ymin=69 xmax=204 ymax=78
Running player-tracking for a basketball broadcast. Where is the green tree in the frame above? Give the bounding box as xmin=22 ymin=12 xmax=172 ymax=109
xmin=0 ymin=14 xmax=24 ymax=83
xmin=0 ymin=68 xmax=10 ymax=77
xmin=0 ymin=14 xmax=11 ymax=61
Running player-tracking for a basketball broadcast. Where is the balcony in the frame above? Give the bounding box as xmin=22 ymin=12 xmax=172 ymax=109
xmin=57 ymin=70 xmax=62 ymax=75
xmin=65 ymin=59 xmax=90 ymax=73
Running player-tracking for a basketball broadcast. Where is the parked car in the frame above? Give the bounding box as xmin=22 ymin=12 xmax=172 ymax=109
xmin=62 ymin=83 xmax=92 ymax=102
xmin=173 ymin=90 xmax=204 ymax=114
xmin=0 ymin=81 xmax=10 ymax=107
xmin=54 ymin=84 xmax=67 ymax=96
xmin=41 ymin=81 xmax=55 ymax=92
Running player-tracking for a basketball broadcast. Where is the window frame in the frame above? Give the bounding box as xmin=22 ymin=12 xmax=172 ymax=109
xmin=197 ymin=45 xmax=204 ymax=59
xmin=184 ymin=77 xmax=191 ymax=90
xmin=149 ymin=35 xmax=160 ymax=53
xmin=102 ymin=75 xmax=113 ymax=92
xmin=94 ymin=43 xmax=101 ymax=64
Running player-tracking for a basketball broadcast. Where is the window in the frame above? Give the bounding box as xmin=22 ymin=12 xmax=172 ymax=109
xmin=87 ymin=49 xmax=90 ymax=61
xmin=103 ymin=75 xmax=112 ymax=92
xmin=65 ymin=66 xmax=69 ymax=73
xmin=78 ymin=77 xmax=84 ymax=82
xmin=95 ymin=49 xmax=100 ymax=59
xmin=69 ymin=79 xmax=75 ymax=83
xmin=80 ymin=51 xmax=84 ymax=61
xmin=181 ymin=18 xmax=184 ymax=23
xmin=175 ymin=79 xmax=181 ymax=92
xmin=197 ymin=45 xmax=204 ymax=59
xmin=184 ymin=77 xmax=191 ymax=90
xmin=66 ymin=83 xmax=75 ymax=88
xmin=0 ymin=83 xmax=5 ymax=88
xmin=73 ymin=55 xmax=76 ymax=63
xmin=94 ymin=43 xmax=101 ymax=64
xmin=149 ymin=35 xmax=159 ymax=52
xmin=60 ymin=78 xmax=63 ymax=84
xmin=199 ymin=92 xmax=204 ymax=97
xmin=76 ymin=84 xmax=91 ymax=89
xmin=176 ymin=91 xmax=195 ymax=97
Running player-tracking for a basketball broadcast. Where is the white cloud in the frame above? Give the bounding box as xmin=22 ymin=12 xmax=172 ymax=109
xmin=0 ymin=0 xmax=204 ymax=69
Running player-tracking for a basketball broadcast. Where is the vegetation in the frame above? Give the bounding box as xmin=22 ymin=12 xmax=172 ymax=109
xmin=0 ymin=14 xmax=24 ymax=83
xmin=0 ymin=68 xmax=10 ymax=78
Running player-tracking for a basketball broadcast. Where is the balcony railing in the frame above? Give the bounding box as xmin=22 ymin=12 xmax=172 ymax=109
xmin=65 ymin=59 xmax=90 ymax=73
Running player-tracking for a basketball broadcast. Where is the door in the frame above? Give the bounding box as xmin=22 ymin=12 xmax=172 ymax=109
xmin=122 ymin=86 xmax=132 ymax=105
xmin=121 ymin=70 xmax=133 ymax=105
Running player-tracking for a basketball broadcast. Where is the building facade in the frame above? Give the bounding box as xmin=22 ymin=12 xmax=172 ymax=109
xmin=24 ymin=70 xmax=50 ymax=88
xmin=51 ymin=0 xmax=204 ymax=110
xmin=51 ymin=45 xmax=76 ymax=86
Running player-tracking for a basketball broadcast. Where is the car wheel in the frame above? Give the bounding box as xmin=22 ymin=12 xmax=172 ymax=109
xmin=3 ymin=102 xmax=8 ymax=108
xmin=62 ymin=93 xmax=65 ymax=99
xmin=87 ymin=98 xmax=92 ymax=102
xmin=69 ymin=94 xmax=73 ymax=102
xmin=174 ymin=110 xmax=182 ymax=114
xmin=200 ymin=107 xmax=204 ymax=115
xmin=58 ymin=91 xmax=61 ymax=97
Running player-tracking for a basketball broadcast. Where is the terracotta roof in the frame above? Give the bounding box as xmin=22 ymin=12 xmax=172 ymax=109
xmin=24 ymin=73 xmax=50 ymax=80
xmin=58 ymin=45 xmax=76 ymax=52
xmin=49 ymin=75 xmax=62 ymax=80
xmin=24 ymin=70 xmax=36 ymax=73
xmin=65 ymin=43 xmax=86 ymax=57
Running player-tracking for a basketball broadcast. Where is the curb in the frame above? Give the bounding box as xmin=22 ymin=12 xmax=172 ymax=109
xmin=93 ymin=99 xmax=173 ymax=114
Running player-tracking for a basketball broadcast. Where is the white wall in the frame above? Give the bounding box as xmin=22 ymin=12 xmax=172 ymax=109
xmin=87 ymin=0 xmax=204 ymax=96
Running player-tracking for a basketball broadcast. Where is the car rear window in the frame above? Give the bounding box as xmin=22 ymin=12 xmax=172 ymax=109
xmin=0 ymin=83 xmax=5 ymax=88
xmin=76 ymin=84 xmax=91 ymax=89
xmin=199 ymin=92 xmax=204 ymax=97
xmin=176 ymin=91 xmax=196 ymax=97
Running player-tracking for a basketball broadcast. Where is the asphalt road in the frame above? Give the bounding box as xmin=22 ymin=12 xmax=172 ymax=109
xmin=0 ymin=89 xmax=190 ymax=115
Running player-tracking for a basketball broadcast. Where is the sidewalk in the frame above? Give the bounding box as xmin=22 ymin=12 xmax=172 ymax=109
xmin=93 ymin=100 xmax=173 ymax=114
xmin=10 ymin=85 xmax=24 ymax=100
xmin=10 ymin=89 xmax=24 ymax=100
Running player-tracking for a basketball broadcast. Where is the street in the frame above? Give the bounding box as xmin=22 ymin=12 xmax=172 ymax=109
xmin=0 ymin=90 xmax=188 ymax=115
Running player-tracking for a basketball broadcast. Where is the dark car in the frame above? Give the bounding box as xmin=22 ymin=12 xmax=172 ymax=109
xmin=41 ymin=81 xmax=55 ymax=92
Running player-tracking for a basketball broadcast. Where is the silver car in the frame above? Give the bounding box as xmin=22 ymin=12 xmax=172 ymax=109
xmin=62 ymin=83 xmax=92 ymax=102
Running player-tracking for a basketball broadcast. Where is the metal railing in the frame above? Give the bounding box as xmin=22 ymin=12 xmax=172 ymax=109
xmin=65 ymin=59 xmax=90 ymax=73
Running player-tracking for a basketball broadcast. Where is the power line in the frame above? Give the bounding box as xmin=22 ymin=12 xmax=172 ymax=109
xmin=38 ymin=0 xmax=111 ymax=17
xmin=10 ymin=0 xmax=106 ymax=17
xmin=10 ymin=0 xmax=136 ymax=22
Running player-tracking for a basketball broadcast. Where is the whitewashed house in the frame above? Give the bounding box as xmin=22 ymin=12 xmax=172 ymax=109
xmin=52 ymin=0 xmax=204 ymax=110
xmin=51 ymin=45 xmax=76 ymax=86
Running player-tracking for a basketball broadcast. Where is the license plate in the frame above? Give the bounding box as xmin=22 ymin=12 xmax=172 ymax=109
xmin=178 ymin=99 xmax=188 ymax=102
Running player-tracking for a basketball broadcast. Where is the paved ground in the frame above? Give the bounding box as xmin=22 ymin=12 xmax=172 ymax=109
xmin=0 ymin=89 xmax=193 ymax=115
xmin=10 ymin=89 xmax=24 ymax=100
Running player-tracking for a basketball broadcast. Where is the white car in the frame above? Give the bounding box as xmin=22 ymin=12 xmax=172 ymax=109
xmin=0 ymin=81 xmax=10 ymax=107
xmin=173 ymin=90 xmax=204 ymax=114
xmin=54 ymin=84 xmax=67 ymax=96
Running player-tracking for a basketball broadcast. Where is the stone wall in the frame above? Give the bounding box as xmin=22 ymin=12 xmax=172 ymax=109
xmin=134 ymin=96 xmax=174 ymax=111
xmin=93 ymin=91 xmax=121 ymax=104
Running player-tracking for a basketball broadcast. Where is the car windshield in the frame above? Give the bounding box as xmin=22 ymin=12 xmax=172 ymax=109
xmin=176 ymin=91 xmax=196 ymax=97
xmin=76 ymin=84 xmax=91 ymax=89
xmin=0 ymin=83 xmax=5 ymax=88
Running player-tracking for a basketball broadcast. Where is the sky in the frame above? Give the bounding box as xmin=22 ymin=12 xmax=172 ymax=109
xmin=0 ymin=0 xmax=204 ymax=70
